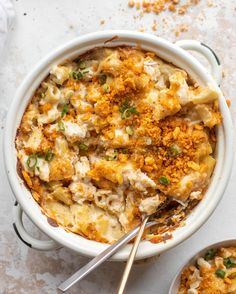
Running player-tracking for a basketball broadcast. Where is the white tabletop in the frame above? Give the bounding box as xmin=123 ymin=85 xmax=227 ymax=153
xmin=0 ymin=0 xmax=235 ymax=293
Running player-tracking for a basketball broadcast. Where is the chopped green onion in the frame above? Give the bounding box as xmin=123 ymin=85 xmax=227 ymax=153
xmin=204 ymin=249 xmax=216 ymax=261
xmin=105 ymin=155 xmax=116 ymax=161
xmin=159 ymin=176 xmax=170 ymax=186
xmin=215 ymin=269 xmax=226 ymax=279
xmin=121 ymin=107 xmax=139 ymax=119
xmin=128 ymin=107 xmax=139 ymax=114
xmin=126 ymin=126 xmax=134 ymax=136
xmin=71 ymin=71 xmax=83 ymax=80
xmin=119 ymin=100 xmax=139 ymax=119
xmin=168 ymin=145 xmax=181 ymax=157
xmin=61 ymin=105 xmax=69 ymax=118
xmin=78 ymin=61 xmax=86 ymax=69
xmin=58 ymin=120 xmax=65 ymax=131
xmin=36 ymin=153 xmax=43 ymax=158
xmin=71 ymin=68 xmax=89 ymax=80
xmin=119 ymin=100 xmax=130 ymax=113
xmin=78 ymin=143 xmax=89 ymax=150
xmin=26 ymin=154 xmax=38 ymax=169
xmin=122 ymin=109 xmax=131 ymax=119
xmin=103 ymin=83 xmax=110 ymax=93
xmin=224 ymin=257 xmax=235 ymax=269
xmin=105 ymin=150 xmax=118 ymax=161
xmin=98 ymin=74 xmax=107 ymax=85
xmin=45 ymin=149 xmax=54 ymax=162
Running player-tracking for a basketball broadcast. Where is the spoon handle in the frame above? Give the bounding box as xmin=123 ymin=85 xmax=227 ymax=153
xmin=116 ymin=216 xmax=149 ymax=294
xmin=58 ymin=219 xmax=156 ymax=292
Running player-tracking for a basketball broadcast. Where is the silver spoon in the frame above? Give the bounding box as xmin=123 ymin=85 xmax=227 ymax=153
xmin=58 ymin=197 xmax=177 ymax=293
xmin=116 ymin=214 xmax=149 ymax=294
xmin=58 ymin=219 xmax=158 ymax=292
xmin=116 ymin=198 xmax=174 ymax=294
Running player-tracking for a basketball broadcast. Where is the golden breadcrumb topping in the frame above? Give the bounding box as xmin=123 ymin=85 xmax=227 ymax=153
xmin=16 ymin=46 xmax=221 ymax=244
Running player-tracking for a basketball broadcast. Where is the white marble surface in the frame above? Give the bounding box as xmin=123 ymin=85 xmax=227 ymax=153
xmin=0 ymin=0 xmax=236 ymax=293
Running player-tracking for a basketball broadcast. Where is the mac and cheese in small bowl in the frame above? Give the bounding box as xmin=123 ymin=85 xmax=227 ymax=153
xmin=5 ymin=31 xmax=233 ymax=260
xmin=169 ymin=240 xmax=236 ymax=294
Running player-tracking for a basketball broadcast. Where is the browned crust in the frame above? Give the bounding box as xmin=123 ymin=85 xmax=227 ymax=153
xmin=47 ymin=216 xmax=59 ymax=227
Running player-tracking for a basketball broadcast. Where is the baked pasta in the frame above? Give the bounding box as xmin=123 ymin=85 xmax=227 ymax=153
xmin=178 ymin=247 xmax=236 ymax=293
xmin=16 ymin=46 xmax=221 ymax=243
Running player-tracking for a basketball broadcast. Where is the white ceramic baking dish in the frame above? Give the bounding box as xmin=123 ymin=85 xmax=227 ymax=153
xmin=169 ymin=239 xmax=236 ymax=293
xmin=4 ymin=30 xmax=234 ymax=261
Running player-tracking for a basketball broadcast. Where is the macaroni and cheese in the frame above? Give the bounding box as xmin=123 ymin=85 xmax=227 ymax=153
xmin=15 ymin=47 xmax=221 ymax=243
xmin=178 ymin=247 xmax=236 ymax=293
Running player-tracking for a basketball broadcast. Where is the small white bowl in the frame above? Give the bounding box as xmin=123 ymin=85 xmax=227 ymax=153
xmin=4 ymin=30 xmax=234 ymax=261
xmin=169 ymin=239 xmax=236 ymax=293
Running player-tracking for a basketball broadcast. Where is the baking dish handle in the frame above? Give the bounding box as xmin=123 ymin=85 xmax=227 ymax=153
xmin=176 ymin=40 xmax=222 ymax=85
xmin=13 ymin=202 xmax=61 ymax=251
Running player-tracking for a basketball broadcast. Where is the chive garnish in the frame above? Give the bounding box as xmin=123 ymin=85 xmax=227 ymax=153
xmin=168 ymin=145 xmax=181 ymax=157
xmin=78 ymin=143 xmax=89 ymax=150
xmin=58 ymin=120 xmax=65 ymax=131
xmin=71 ymin=71 xmax=83 ymax=80
xmin=45 ymin=149 xmax=54 ymax=162
xmin=215 ymin=269 xmax=226 ymax=279
xmin=71 ymin=68 xmax=89 ymax=80
xmin=61 ymin=105 xmax=69 ymax=118
xmin=204 ymin=249 xmax=216 ymax=261
xmin=105 ymin=150 xmax=118 ymax=161
xmin=119 ymin=100 xmax=139 ymax=119
xmin=224 ymin=257 xmax=235 ymax=269
xmin=159 ymin=176 xmax=170 ymax=186
xmin=26 ymin=154 xmax=37 ymax=169
xmin=103 ymin=83 xmax=110 ymax=93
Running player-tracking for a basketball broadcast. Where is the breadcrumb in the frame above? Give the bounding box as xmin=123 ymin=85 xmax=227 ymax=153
xmin=128 ymin=0 xmax=201 ymax=15
xmin=139 ymin=26 xmax=146 ymax=32
xmin=152 ymin=20 xmax=157 ymax=31
xmin=226 ymin=99 xmax=231 ymax=107
xmin=128 ymin=0 xmax=135 ymax=7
